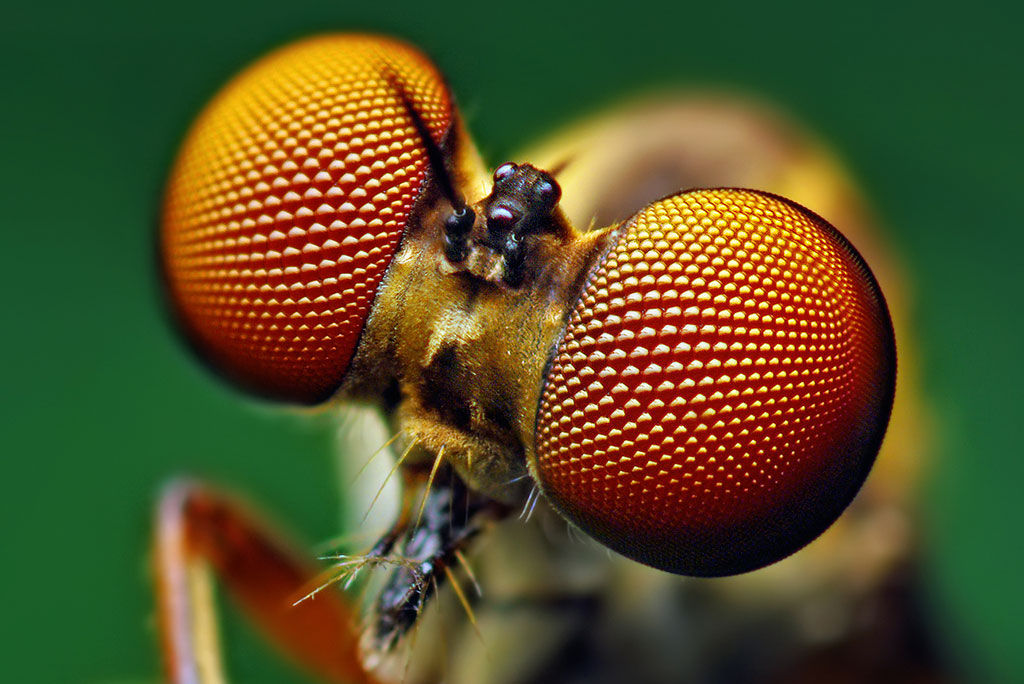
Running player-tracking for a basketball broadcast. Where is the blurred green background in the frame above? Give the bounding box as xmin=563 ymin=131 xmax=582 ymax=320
xmin=2 ymin=1 xmax=1021 ymax=682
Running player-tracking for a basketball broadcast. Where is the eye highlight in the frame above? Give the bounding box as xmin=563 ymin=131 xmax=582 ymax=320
xmin=161 ymin=35 xmax=452 ymax=404
xmin=533 ymin=188 xmax=896 ymax=577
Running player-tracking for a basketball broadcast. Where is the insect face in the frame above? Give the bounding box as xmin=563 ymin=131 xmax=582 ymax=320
xmin=160 ymin=34 xmax=895 ymax=608
xmin=345 ymin=160 xmax=607 ymax=501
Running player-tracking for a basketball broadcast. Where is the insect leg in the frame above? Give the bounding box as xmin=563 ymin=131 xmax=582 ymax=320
xmin=153 ymin=478 xmax=379 ymax=684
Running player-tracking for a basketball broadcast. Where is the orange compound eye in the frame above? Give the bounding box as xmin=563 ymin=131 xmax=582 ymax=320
xmin=534 ymin=189 xmax=895 ymax=576
xmin=161 ymin=35 xmax=453 ymax=404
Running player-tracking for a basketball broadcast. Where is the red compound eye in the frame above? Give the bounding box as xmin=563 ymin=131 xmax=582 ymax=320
xmin=161 ymin=35 xmax=453 ymax=403
xmin=534 ymin=189 xmax=895 ymax=576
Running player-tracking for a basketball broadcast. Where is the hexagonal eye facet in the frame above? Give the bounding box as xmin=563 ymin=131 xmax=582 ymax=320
xmin=162 ymin=35 xmax=453 ymax=403
xmin=534 ymin=188 xmax=896 ymax=576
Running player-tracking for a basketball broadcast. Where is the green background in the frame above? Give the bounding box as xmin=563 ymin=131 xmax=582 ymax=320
xmin=3 ymin=1 xmax=1021 ymax=681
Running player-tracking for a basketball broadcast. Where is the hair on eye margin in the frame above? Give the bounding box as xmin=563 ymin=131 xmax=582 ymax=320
xmin=378 ymin=62 xmax=465 ymax=212
xmin=519 ymin=485 xmax=541 ymax=522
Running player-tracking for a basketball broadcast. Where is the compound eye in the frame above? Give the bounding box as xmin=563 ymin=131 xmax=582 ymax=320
xmin=161 ymin=35 xmax=454 ymax=404
xmin=533 ymin=189 xmax=896 ymax=576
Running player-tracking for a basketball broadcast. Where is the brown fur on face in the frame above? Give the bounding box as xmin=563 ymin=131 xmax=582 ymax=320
xmin=338 ymin=124 xmax=615 ymax=502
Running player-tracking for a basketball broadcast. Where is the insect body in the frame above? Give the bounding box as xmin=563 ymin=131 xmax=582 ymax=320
xmin=158 ymin=34 xmax=895 ymax=683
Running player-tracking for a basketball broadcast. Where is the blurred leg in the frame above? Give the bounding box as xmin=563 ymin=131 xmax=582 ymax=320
xmin=154 ymin=479 xmax=378 ymax=684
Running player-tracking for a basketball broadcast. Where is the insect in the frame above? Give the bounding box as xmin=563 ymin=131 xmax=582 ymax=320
xmin=157 ymin=34 xmax=896 ymax=683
